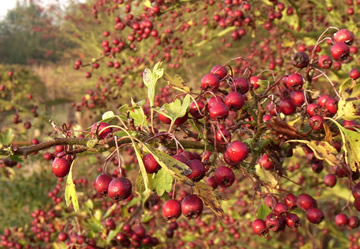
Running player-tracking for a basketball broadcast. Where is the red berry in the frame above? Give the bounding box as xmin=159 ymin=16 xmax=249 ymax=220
xmin=279 ymin=99 xmax=295 ymax=115
xmin=208 ymin=101 xmax=229 ymax=120
xmin=91 ymin=122 xmax=112 ymax=139
xmin=306 ymin=208 xmax=324 ymax=224
xmin=52 ymin=158 xmax=70 ymax=178
xmin=331 ymin=42 xmax=350 ymax=61
xmin=350 ymin=68 xmax=360 ymax=80
xmin=225 ymin=92 xmax=245 ymax=110
xmin=352 ymin=183 xmax=360 ymax=199
xmin=201 ymin=73 xmax=220 ymax=91
xmin=206 ymin=176 xmax=218 ymax=189
xmin=252 ymin=219 xmax=268 ymax=236
xmin=181 ymin=194 xmax=203 ymax=219
xmin=189 ymin=100 xmax=205 ymax=119
xmin=57 ymin=232 xmax=68 ymax=242
xmin=233 ymin=77 xmax=249 ymax=93
xmin=323 ymin=174 xmax=337 ymax=187
xmin=309 ymin=115 xmax=324 ymax=130
xmin=285 ymin=73 xmax=303 ymax=89
xmin=297 ymin=193 xmax=317 ymax=210
xmin=265 ymin=213 xmax=286 ymax=232
xmin=285 ymin=213 xmax=300 ymax=228
xmin=318 ymin=55 xmax=333 ymax=69
xmin=95 ymin=174 xmax=112 ymax=195
xmin=143 ymin=153 xmax=160 ymax=174
xmin=214 ymin=166 xmax=235 ymax=188
xmin=335 ymin=213 xmax=348 ymax=228
xmin=186 ymin=159 xmax=206 ymax=182
xmin=334 ymin=29 xmax=354 ymax=45
xmin=162 ymin=199 xmax=182 ymax=220
xmin=284 ymin=193 xmax=297 ymax=210
xmin=290 ymin=90 xmax=305 ymax=107
xmin=211 ymin=65 xmax=228 ymax=80
xmin=225 ymin=141 xmax=249 ymax=164
xmin=348 ymin=216 xmax=360 ymax=229
xmin=259 ymin=154 xmax=274 ymax=170
xmin=108 ymin=177 xmax=132 ymax=200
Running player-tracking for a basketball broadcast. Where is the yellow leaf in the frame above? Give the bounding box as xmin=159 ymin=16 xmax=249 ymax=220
xmin=163 ymin=73 xmax=190 ymax=93
xmin=287 ymin=140 xmax=340 ymax=166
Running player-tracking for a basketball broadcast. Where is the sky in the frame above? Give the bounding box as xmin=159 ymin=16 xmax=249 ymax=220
xmin=0 ymin=0 xmax=86 ymax=20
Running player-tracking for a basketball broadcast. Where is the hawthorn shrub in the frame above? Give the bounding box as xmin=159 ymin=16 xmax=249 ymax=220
xmin=1 ymin=1 xmax=360 ymax=249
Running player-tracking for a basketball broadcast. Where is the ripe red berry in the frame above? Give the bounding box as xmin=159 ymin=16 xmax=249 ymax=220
xmin=225 ymin=141 xmax=249 ymax=164
xmin=211 ymin=65 xmax=228 ymax=80
xmin=335 ymin=213 xmax=348 ymax=228
xmin=252 ymin=219 xmax=268 ymax=236
xmin=214 ymin=166 xmax=235 ymax=188
xmin=259 ymin=154 xmax=274 ymax=170
xmin=325 ymin=98 xmax=338 ymax=114
xmin=143 ymin=153 xmax=160 ymax=174
xmin=181 ymin=194 xmax=203 ymax=219
xmin=108 ymin=177 xmax=132 ymax=200
xmin=186 ymin=159 xmax=206 ymax=182
xmin=348 ymin=216 xmax=360 ymax=229
xmin=233 ymin=77 xmax=249 ymax=93
xmin=309 ymin=115 xmax=324 ymax=130
xmin=91 ymin=122 xmax=112 ymax=139
xmin=352 ymin=183 xmax=360 ymax=199
xmin=290 ymin=90 xmax=305 ymax=106
xmin=331 ymin=42 xmax=350 ymax=61
xmin=215 ymin=127 xmax=231 ymax=145
xmin=201 ymin=73 xmax=220 ymax=91
xmin=334 ymin=29 xmax=354 ymax=45
xmin=208 ymin=101 xmax=229 ymax=120
xmin=306 ymin=103 xmax=320 ymax=116
xmin=349 ymin=68 xmax=360 ymax=80
xmin=206 ymin=176 xmax=218 ymax=189
xmin=52 ymin=158 xmax=71 ymax=178
xmin=189 ymin=100 xmax=205 ymax=119
xmin=279 ymin=99 xmax=295 ymax=115
xmin=95 ymin=174 xmax=112 ymax=195
xmin=318 ymin=55 xmax=333 ymax=69
xmin=273 ymin=203 xmax=288 ymax=215
xmin=297 ymin=193 xmax=317 ymax=210
xmin=306 ymin=208 xmax=324 ymax=224
xmin=225 ymin=92 xmax=245 ymax=110
xmin=284 ymin=193 xmax=297 ymax=210
xmin=285 ymin=213 xmax=300 ymax=228
xmin=323 ymin=174 xmax=337 ymax=187
xmin=285 ymin=73 xmax=303 ymax=89
xmin=265 ymin=213 xmax=286 ymax=232
xmin=162 ymin=199 xmax=182 ymax=220
xmin=57 ymin=232 xmax=68 ymax=242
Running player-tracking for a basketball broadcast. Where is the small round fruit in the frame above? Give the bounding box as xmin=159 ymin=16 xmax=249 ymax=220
xmin=284 ymin=193 xmax=297 ymax=209
xmin=265 ymin=213 xmax=286 ymax=232
xmin=306 ymin=208 xmax=324 ymax=224
xmin=348 ymin=216 xmax=360 ymax=229
xmin=91 ymin=122 xmax=112 ymax=139
xmin=186 ymin=159 xmax=206 ymax=182
xmin=331 ymin=42 xmax=350 ymax=61
xmin=273 ymin=203 xmax=288 ymax=216
xmin=306 ymin=103 xmax=320 ymax=116
xmin=285 ymin=213 xmax=300 ymax=228
xmin=323 ymin=174 xmax=337 ymax=187
xmin=211 ymin=65 xmax=228 ymax=80
xmin=57 ymin=232 xmax=68 ymax=242
xmin=108 ymin=177 xmax=132 ymax=201
xmin=206 ymin=176 xmax=218 ymax=189
xmin=233 ymin=77 xmax=249 ymax=93
xmin=208 ymin=101 xmax=229 ymax=120
xmin=259 ymin=154 xmax=274 ymax=170
xmin=291 ymin=51 xmax=309 ymax=68
xmin=334 ymin=29 xmax=354 ymax=45
xmin=252 ymin=219 xmax=268 ymax=236
xmin=189 ymin=100 xmax=205 ymax=119
xmin=214 ymin=166 xmax=235 ymax=188
xmin=225 ymin=141 xmax=249 ymax=164
xmin=52 ymin=158 xmax=70 ymax=178
xmin=95 ymin=174 xmax=112 ymax=195
xmin=335 ymin=213 xmax=348 ymax=228
xmin=286 ymin=73 xmax=303 ymax=89
xmin=318 ymin=55 xmax=333 ymax=69
xmin=201 ymin=73 xmax=220 ymax=91
xmin=297 ymin=193 xmax=317 ymax=210
xmin=225 ymin=92 xmax=245 ymax=110
xmin=143 ymin=153 xmax=160 ymax=174
xmin=349 ymin=68 xmax=360 ymax=80
xmin=215 ymin=127 xmax=231 ymax=145
xmin=309 ymin=116 xmax=324 ymax=130
xmin=325 ymin=98 xmax=338 ymax=114
xmin=181 ymin=194 xmax=203 ymax=219
xmin=352 ymin=183 xmax=360 ymax=199
xmin=279 ymin=99 xmax=295 ymax=115
xmin=290 ymin=91 xmax=305 ymax=107
xmin=162 ymin=199 xmax=182 ymax=220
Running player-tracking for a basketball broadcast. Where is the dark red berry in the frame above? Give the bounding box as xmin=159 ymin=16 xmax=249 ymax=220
xmin=211 ymin=65 xmax=228 ymax=80
xmin=233 ymin=77 xmax=249 ymax=93
xmin=181 ymin=194 xmax=203 ymax=219
xmin=208 ymin=101 xmax=229 ymax=120
xmin=201 ymin=73 xmax=220 ymax=91
xmin=252 ymin=219 xmax=268 ymax=236
xmin=143 ymin=153 xmax=160 ymax=174
xmin=309 ymin=115 xmax=324 ymax=130
xmin=225 ymin=141 xmax=249 ymax=164
xmin=285 ymin=213 xmax=300 ymax=228
xmin=108 ymin=177 xmax=132 ymax=200
xmin=323 ymin=174 xmax=337 ymax=187
xmin=279 ymin=99 xmax=295 ymax=115
xmin=331 ymin=42 xmax=350 ymax=61
xmin=334 ymin=29 xmax=354 ymax=45
xmin=225 ymin=92 xmax=245 ymax=110
xmin=189 ymin=100 xmax=205 ymax=119
xmin=265 ymin=213 xmax=286 ymax=232
xmin=52 ymin=158 xmax=70 ymax=178
xmin=297 ymin=193 xmax=317 ymax=210
xmin=214 ymin=166 xmax=235 ymax=188
xmin=91 ymin=122 xmax=112 ymax=139
xmin=318 ymin=55 xmax=333 ymax=69
xmin=291 ymin=51 xmax=309 ymax=68
xmin=186 ymin=159 xmax=206 ymax=181
xmin=348 ymin=216 xmax=360 ymax=229
xmin=306 ymin=208 xmax=324 ymax=224
xmin=335 ymin=213 xmax=348 ymax=228
xmin=259 ymin=154 xmax=274 ymax=170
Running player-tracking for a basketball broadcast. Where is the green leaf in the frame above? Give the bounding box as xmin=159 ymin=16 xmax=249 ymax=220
xmin=143 ymin=62 xmax=164 ymax=107
xmin=102 ymin=111 xmax=115 ymax=121
xmin=106 ymin=224 xmax=123 ymax=244
xmin=143 ymin=144 xmax=194 ymax=186
xmin=327 ymin=118 xmax=360 ymax=171
xmin=87 ymin=217 xmax=104 ymax=233
xmin=155 ymin=94 xmax=191 ymax=124
xmin=256 ymin=202 xmax=272 ymax=220
xmin=0 ymin=129 xmax=15 ymax=146
xmin=84 ymin=199 xmax=94 ymax=211
xmin=64 ymin=160 xmax=79 ymax=212
xmin=254 ymin=79 xmax=270 ymax=94
xmin=152 ymin=168 xmax=173 ymax=196
xmin=129 ymin=98 xmax=148 ymax=127
xmin=287 ymin=140 xmax=341 ymax=167
xmin=131 ymin=141 xmax=151 ymax=204
xmin=103 ymin=203 xmax=117 ymax=219
xmin=163 ymin=73 xmax=190 ymax=93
